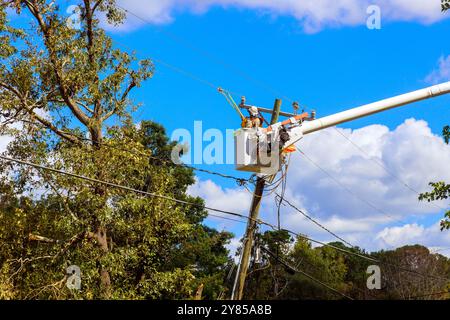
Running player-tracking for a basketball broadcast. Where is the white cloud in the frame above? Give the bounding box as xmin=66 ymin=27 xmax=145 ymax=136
xmin=226 ymin=237 xmax=242 ymax=260
xmin=0 ymin=113 xmax=47 ymax=154
xmin=187 ymin=178 xmax=253 ymax=227
xmin=0 ymin=135 xmax=12 ymax=153
xmin=288 ymin=119 xmax=450 ymax=222
xmin=190 ymin=119 xmax=450 ymax=255
xmin=376 ymin=222 xmax=450 ymax=251
xmin=425 ymin=55 xmax=450 ymax=84
xmin=0 ymin=118 xmax=17 ymax=153
xmin=110 ymin=0 xmax=446 ymax=33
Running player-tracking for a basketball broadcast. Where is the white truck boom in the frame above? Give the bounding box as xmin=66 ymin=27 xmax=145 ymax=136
xmin=234 ymin=81 xmax=450 ymax=175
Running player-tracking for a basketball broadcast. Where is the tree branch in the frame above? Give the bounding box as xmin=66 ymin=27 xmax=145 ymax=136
xmin=92 ymin=0 xmax=104 ymax=13
xmin=23 ymin=1 xmax=91 ymax=127
xmin=102 ymin=79 xmax=136 ymax=121
xmin=83 ymin=0 xmax=103 ymax=120
xmin=0 ymin=81 xmax=80 ymax=144
xmin=48 ymin=99 xmax=94 ymax=114
xmin=28 ymin=233 xmax=55 ymax=243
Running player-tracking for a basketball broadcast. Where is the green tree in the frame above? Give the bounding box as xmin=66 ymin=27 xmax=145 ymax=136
xmin=325 ymin=242 xmax=374 ymax=300
xmin=424 ymin=0 xmax=450 ymax=230
xmin=0 ymin=0 xmax=152 ymax=297
xmin=244 ymin=230 xmax=294 ymax=300
xmin=373 ymin=245 xmax=450 ymax=300
xmin=0 ymin=1 xmax=232 ymax=300
xmin=244 ymin=232 xmax=350 ymax=300
xmin=280 ymin=238 xmax=349 ymax=300
xmin=419 ymin=125 xmax=450 ymax=230
xmin=133 ymin=121 xmax=234 ymax=299
xmin=443 ymin=0 xmax=450 ymax=12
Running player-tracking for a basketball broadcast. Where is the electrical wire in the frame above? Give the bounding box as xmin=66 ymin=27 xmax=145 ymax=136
xmin=333 ymin=127 xmax=446 ymax=212
xmin=275 ymin=155 xmax=291 ymax=231
xmin=0 ymin=154 xmax=254 ymax=223
xmin=208 ymin=213 xmax=249 ymax=225
xmin=281 ymin=225 xmax=450 ymax=282
xmin=5 ymin=118 xmax=252 ymax=187
xmin=0 ymin=152 xmax=374 ymax=264
xmin=0 ymin=154 xmax=447 ymax=283
xmin=260 ymin=246 xmax=354 ymax=300
xmin=277 ymin=194 xmax=355 ymax=248
xmin=112 ymin=38 xmax=233 ymax=94
xmin=297 ymin=148 xmax=405 ymax=224
xmin=115 ymin=4 xmax=296 ymax=104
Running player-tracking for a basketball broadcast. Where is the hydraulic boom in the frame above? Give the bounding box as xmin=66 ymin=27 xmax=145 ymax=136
xmin=233 ymin=81 xmax=450 ymax=175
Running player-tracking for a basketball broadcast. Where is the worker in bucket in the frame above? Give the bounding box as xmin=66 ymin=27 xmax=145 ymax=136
xmin=245 ymin=106 xmax=265 ymax=129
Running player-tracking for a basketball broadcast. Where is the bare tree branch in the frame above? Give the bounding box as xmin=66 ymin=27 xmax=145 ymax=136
xmin=0 ymin=81 xmax=80 ymax=143
xmin=23 ymin=0 xmax=91 ymax=127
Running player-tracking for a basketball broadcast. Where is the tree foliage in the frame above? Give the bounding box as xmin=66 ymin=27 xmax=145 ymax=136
xmin=421 ymin=0 xmax=449 ymax=231
xmin=443 ymin=0 xmax=450 ymax=12
xmin=0 ymin=1 xmax=232 ymax=300
xmin=419 ymin=125 xmax=450 ymax=230
xmin=243 ymin=232 xmax=450 ymax=300
xmin=0 ymin=120 xmax=234 ymax=299
xmin=374 ymin=245 xmax=450 ymax=300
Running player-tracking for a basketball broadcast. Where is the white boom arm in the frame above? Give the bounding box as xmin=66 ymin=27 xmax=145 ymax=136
xmin=301 ymin=81 xmax=450 ymax=135
xmin=235 ymin=81 xmax=450 ymax=175
xmin=281 ymin=81 xmax=450 ymax=149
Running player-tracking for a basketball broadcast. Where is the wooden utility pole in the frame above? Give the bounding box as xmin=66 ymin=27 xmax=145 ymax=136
xmin=232 ymin=99 xmax=281 ymax=300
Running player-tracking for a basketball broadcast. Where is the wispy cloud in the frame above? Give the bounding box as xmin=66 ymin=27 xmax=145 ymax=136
xmin=426 ymin=55 xmax=450 ymax=84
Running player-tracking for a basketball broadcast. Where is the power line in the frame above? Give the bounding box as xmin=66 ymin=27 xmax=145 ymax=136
xmin=5 ymin=118 xmax=252 ymax=186
xmin=112 ymin=38 xmax=228 ymax=94
xmin=332 ymin=127 xmax=446 ymax=212
xmin=115 ymin=4 xmax=297 ymax=104
xmin=208 ymin=213 xmax=248 ymax=225
xmin=277 ymin=194 xmax=355 ymax=248
xmin=280 ymin=226 xmax=449 ymax=283
xmin=275 ymin=156 xmax=290 ymax=231
xmin=297 ymin=148 xmax=405 ymax=224
xmin=260 ymin=246 xmax=354 ymax=300
xmin=270 ymin=160 xmax=449 ymax=290
xmin=0 ymin=154 xmax=447 ymax=283
xmin=0 ymin=154 xmax=254 ymax=223
xmin=0 ymin=152 xmax=376 ymax=264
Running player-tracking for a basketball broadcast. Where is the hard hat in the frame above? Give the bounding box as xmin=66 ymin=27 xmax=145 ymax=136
xmin=249 ymin=106 xmax=259 ymax=116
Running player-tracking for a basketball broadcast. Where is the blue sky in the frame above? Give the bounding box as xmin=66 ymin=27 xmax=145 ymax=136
xmin=103 ymin=2 xmax=450 ymax=254
xmin=111 ymin=4 xmax=450 ymax=159
xmin=5 ymin=1 xmax=450 ymax=254
xmin=115 ymin=5 xmax=450 ymax=135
